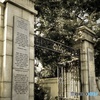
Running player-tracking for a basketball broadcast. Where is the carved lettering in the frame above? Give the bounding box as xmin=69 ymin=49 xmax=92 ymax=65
xmin=15 ymin=52 xmax=28 ymax=68
xmin=13 ymin=16 xmax=29 ymax=100
xmin=15 ymin=32 xmax=28 ymax=47
xmin=17 ymin=20 xmax=28 ymax=30
xmin=14 ymin=74 xmax=28 ymax=94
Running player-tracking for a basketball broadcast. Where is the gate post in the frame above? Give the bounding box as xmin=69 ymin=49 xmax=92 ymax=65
xmin=0 ymin=0 xmax=37 ymax=100
xmin=75 ymin=26 xmax=100 ymax=100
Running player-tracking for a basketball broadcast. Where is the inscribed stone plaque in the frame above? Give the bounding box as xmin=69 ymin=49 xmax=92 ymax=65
xmin=87 ymin=48 xmax=95 ymax=95
xmin=12 ymin=69 xmax=29 ymax=100
xmin=12 ymin=16 xmax=29 ymax=100
xmin=13 ymin=16 xmax=29 ymax=70
xmin=87 ymin=48 xmax=94 ymax=76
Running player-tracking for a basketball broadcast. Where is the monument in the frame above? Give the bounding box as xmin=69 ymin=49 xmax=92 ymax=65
xmin=0 ymin=0 xmax=37 ymax=100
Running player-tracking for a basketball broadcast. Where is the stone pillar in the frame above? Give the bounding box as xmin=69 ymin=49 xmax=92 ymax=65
xmin=75 ymin=26 xmax=100 ymax=100
xmin=0 ymin=0 xmax=37 ymax=100
xmin=0 ymin=2 xmax=5 ymax=99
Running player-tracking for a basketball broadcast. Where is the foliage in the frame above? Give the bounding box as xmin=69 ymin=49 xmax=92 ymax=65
xmin=34 ymin=0 xmax=100 ymax=76
xmin=34 ymin=83 xmax=46 ymax=100
xmin=34 ymin=83 xmax=51 ymax=100
xmin=35 ymin=0 xmax=100 ymax=35
xmin=95 ymin=34 xmax=100 ymax=76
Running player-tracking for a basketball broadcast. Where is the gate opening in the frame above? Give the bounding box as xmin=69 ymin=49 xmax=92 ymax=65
xmin=34 ymin=34 xmax=81 ymax=100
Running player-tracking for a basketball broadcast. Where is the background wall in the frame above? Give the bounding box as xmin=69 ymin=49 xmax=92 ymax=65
xmin=38 ymin=78 xmax=58 ymax=100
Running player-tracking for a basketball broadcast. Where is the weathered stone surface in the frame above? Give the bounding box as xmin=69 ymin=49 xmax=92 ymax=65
xmin=2 ymin=56 xmax=12 ymax=81
xmin=29 ymin=60 xmax=34 ymax=82
xmin=29 ymin=97 xmax=34 ymax=100
xmin=29 ymin=47 xmax=34 ymax=60
xmin=0 ymin=15 xmax=4 ymax=27
xmin=6 ymin=40 xmax=12 ymax=56
xmin=29 ymin=14 xmax=34 ymax=34
xmin=5 ymin=3 xmax=22 ymax=26
xmin=22 ymin=10 xmax=30 ymax=20
xmin=0 ymin=4 xmax=4 ymax=16
xmin=0 ymin=56 xmax=1 ymax=62
xmin=0 ymin=82 xmax=11 ymax=97
xmin=22 ymin=10 xmax=35 ymax=34
xmin=0 ymin=41 xmax=3 ymax=55
xmin=82 ymin=84 xmax=89 ymax=93
xmin=0 ymin=0 xmax=36 ymax=100
xmin=39 ymin=78 xmax=58 ymax=100
xmin=81 ymin=61 xmax=88 ymax=70
xmin=12 ymin=69 xmax=29 ymax=100
xmin=12 ymin=16 xmax=29 ymax=100
xmin=89 ymin=77 xmax=96 ymax=91
xmin=0 ymin=0 xmax=37 ymax=14
xmin=87 ymin=48 xmax=95 ymax=77
xmin=0 ymin=27 xmax=4 ymax=40
xmin=0 ymin=98 xmax=11 ymax=100
xmin=29 ymin=34 xmax=34 ymax=47
xmin=81 ymin=70 xmax=89 ymax=84
xmin=13 ymin=16 xmax=29 ymax=69
xmin=6 ymin=26 xmax=13 ymax=40
xmin=0 ymin=56 xmax=2 ymax=80
xmin=76 ymin=26 xmax=97 ymax=100
xmin=29 ymin=83 xmax=34 ymax=96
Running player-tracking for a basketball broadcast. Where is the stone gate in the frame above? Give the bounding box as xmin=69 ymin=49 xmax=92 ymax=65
xmin=0 ymin=0 xmax=100 ymax=100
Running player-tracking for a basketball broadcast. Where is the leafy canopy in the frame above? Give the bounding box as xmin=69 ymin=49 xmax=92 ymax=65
xmin=34 ymin=0 xmax=100 ymax=77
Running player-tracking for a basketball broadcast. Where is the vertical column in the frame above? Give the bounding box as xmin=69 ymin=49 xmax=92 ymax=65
xmin=75 ymin=26 xmax=99 ymax=100
xmin=1 ymin=2 xmax=13 ymax=100
xmin=0 ymin=0 xmax=37 ymax=100
xmin=0 ymin=3 xmax=4 ymax=99
xmin=80 ymin=41 xmax=89 ymax=100
xmin=1 ymin=2 xmax=23 ymax=100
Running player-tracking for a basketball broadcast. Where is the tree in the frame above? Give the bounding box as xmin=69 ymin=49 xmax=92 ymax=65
xmin=34 ymin=0 xmax=100 ymax=76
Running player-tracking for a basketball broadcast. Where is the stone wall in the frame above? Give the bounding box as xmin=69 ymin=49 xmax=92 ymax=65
xmin=38 ymin=78 xmax=58 ymax=100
